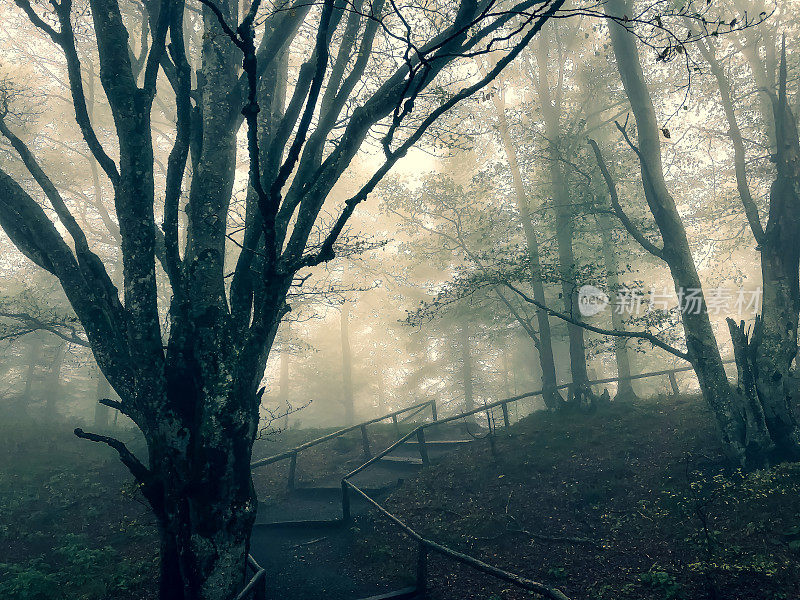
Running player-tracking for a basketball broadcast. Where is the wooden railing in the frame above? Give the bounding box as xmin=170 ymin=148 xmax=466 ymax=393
xmin=342 ymin=480 xmax=571 ymax=600
xmin=334 ymin=359 xmax=737 ymax=599
xmin=234 ymin=555 xmax=266 ymax=600
xmin=250 ymin=399 xmax=438 ymax=489
xmin=243 ymin=359 xmax=737 ymax=599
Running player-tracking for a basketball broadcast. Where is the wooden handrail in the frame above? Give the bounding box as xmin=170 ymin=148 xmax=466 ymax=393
xmin=343 ymin=480 xmax=571 ymax=600
xmin=235 ymin=555 xmax=266 ymax=600
xmin=418 ymin=358 xmax=737 ymax=430
xmin=331 ymin=358 xmax=741 ymax=600
xmin=344 ymin=425 xmax=422 ymax=479
xmin=246 ymin=554 xmax=261 ymax=571
xmin=242 ymin=358 xmax=738 ymax=599
xmin=397 ymin=403 xmax=430 ymax=423
xmin=584 ymin=358 xmax=735 ymax=386
xmin=251 ymin=399 xmax=435 ymax=469
xmin=234 ymin=569 xmax=265 ymax=600
xmin=251 ymin=359 xmax=728 ymax=470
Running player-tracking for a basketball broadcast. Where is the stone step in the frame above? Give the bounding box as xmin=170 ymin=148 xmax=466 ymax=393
xmin=379 ymin=456 xmax=423 ymax=467
xmin=354 ymin=586 xmax=419 ymax=600
xmin=402 ymin=439 xmax=474 ymax=446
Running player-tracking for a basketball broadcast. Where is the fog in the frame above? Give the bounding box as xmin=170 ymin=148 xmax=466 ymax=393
xmin=1 ymin=0 xmax=798 ymax=598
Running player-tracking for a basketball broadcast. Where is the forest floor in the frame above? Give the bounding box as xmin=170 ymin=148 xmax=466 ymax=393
xmin=2 ymin=396 xmax=799 ymax=600
xmin=327 ymin=395 xmax=800 ymax=600
xmin=0 ymin=414 xmax=405 ymax=600
xmin=0 ymin=416 xmax=158 ymax=599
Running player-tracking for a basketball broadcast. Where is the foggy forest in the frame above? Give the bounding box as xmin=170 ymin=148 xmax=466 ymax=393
xmin=1 ymin=0 xmax=799 ymax=598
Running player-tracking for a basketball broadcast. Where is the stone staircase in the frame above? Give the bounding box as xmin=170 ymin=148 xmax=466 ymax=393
xmin=249 ymin=421 xmax=480 ymax=599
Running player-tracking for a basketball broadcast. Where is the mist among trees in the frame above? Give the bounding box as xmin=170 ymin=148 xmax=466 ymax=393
xmin=1 ymin=0 xmax=799 ymax=598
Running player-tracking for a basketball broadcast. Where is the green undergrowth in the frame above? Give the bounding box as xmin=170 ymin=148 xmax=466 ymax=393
xmin=0 ymin=414 xmax=157 ymax=599
xmin=0 ymin=411 xmax=424 ymax=598
xmin=4 ymin=401 xmax=799 ymax=600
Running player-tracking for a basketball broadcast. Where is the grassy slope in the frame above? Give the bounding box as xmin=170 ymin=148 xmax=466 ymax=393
xmin=336 ymin=396 xmax=800 ymax=600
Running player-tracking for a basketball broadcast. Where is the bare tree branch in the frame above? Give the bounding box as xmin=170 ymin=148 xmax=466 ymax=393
xmin=587 ymin=137 xmax=665 ymax=259
xmin=696 ymin=37 xmax=765 ymax=244
xmin=74 ymin=428 xmax=151 ymax=484
xmin=0 ymin=310 xmax=90 ymax=347
xmin=502 ymin=280 xmax=690 ymax=361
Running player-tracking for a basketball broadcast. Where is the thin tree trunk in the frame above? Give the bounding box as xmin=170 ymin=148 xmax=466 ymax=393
xmin=493 ymin=87 xmax=564 ymax=409
xmin=279 ymin=326 xmax=290 ymax=430
xmin=501 ymin=338 xmax=512 ymax=398
xmin=598 ymin=214 xmax=637 ymax=400
xmin=22 ymin=335 xmax=41 ymax=405
xmin=532 ymin=33 xmax=594 ymax=408
xmin=44 ymin=341 xmax=66 ymax=418
xmin=551 ymin=170 xmax=592 ymax=406
xmin=582 ymin=90 xmax=637 ymax=402
xmin=341 ymin=301 xmax=355 ymax=425
xmin=460 ymin=320 xmax=476 ymax=416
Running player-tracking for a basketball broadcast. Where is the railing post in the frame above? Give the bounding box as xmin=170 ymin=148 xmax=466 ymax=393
xmin=287 ymin=451 xmax=297 ymax=491
xmin=392 ymin=414 xmax=400 ymax=437
xmin=360 ymin=423 xmax=372 ymax=458
xmin=256 ymin=571 xmax=267 ymax=600
xmin=430 ymin=399 xmax=438 ymax=421
xmin=501 ymin=402 xmax=511 ymax=433
xmin=668 ymin=371 xmax=680 ymax=396
xmin=416 ymin=427 xmax=429 ymax=466
xmin=416 ymin=540 xmax=428 ymax=596
xmin=341 ymin=480 xmax=351 ymax=523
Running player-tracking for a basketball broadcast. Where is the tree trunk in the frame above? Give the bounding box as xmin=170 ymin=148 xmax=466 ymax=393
xmin=501 ymin=336 xmax=512 ymax=398
xmin=606 ymin=0 xmax=777 ymax=467
xmin=598 ymin=214 xmax=637 ymax=401
xmin=698 ymin=36 xmax=800 ymax=462
xmin=134 ymin=345 xmax=266 ymax=600
xmin=533 ymin=33 xmax=594 ymax=409
xmin=148 ymin=437 xmax=257 ymax=600
xmin=459 ymin=320 xmax=476 ymax=415
xmin=279 ymin=335 xmax=290 ymax=430
xmin=44 ymin=341 xmax=66 ymax=418
xmin=341 ymin=301 xmax=355 ymax=425
xmin=749 ymin=222 xmax=800 ymax=458
xmin=493 ymin=90 xmax=564 ymax=410
xmin=22 ymin=335 xmax=41 ymax=405
xmin=552 ymin=177 xmax=592 ymax=408
xmin=726 ymin=45 xmax=800 ymax=461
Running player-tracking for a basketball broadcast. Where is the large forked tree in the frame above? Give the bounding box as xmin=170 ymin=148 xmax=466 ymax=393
xmin=0 ymin=0 xmax=564 ymax=597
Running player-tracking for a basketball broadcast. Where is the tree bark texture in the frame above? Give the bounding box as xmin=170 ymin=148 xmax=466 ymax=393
xmin=606 ymin=0 xmax=797 ymax=467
